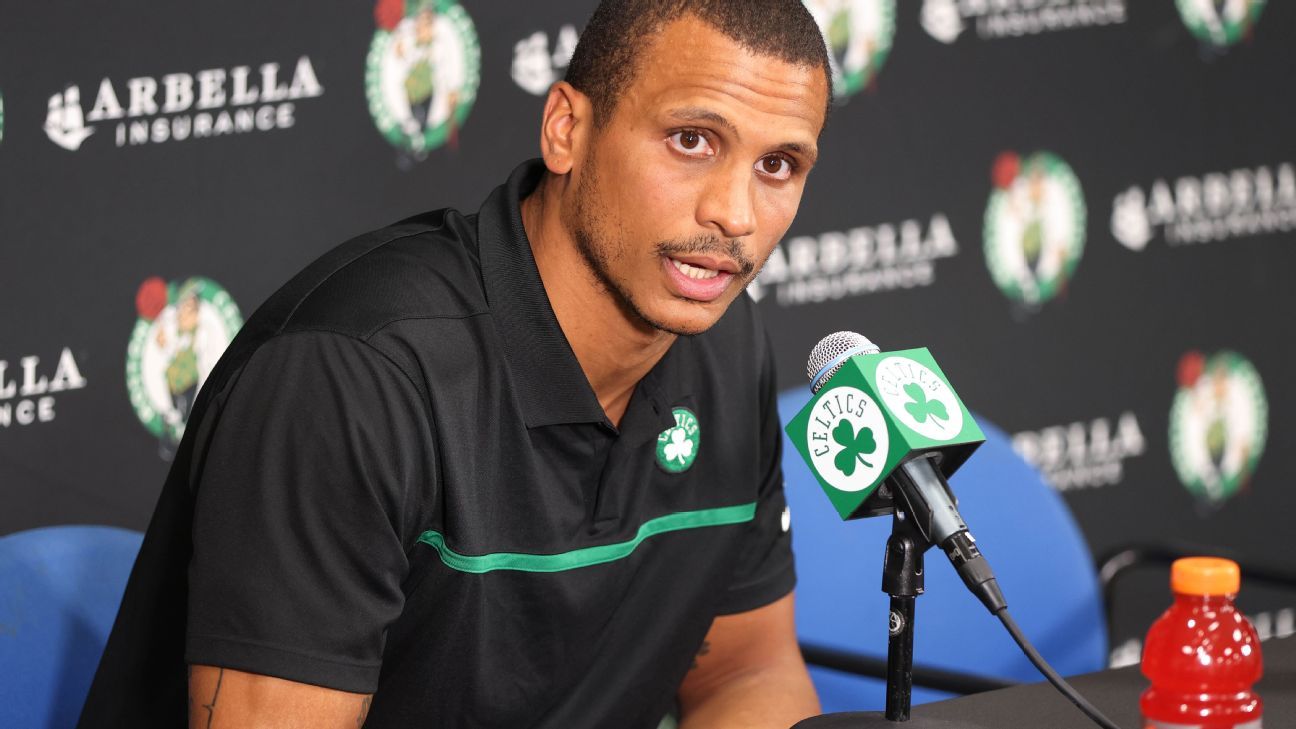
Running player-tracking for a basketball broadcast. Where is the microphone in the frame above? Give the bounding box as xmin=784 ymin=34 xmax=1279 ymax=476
xmin=790 ymin=333 xmax=1126 ymax=729
xmin=803 ymin=331 xmax=1006 ymax=614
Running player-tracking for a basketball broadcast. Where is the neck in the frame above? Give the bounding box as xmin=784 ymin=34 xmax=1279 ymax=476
xmin=520 ymin=172 xmax=676 ymax=427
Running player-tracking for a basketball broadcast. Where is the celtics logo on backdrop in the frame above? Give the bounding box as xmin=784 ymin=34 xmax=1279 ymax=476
xmin=1176 ymin=0 xmax=1266 ymax=47
xmin=1169 ymin=351 xmax=1268 ymax=506
xmin=657 ymin=407 xmax=701 ymax=473
xmin=805 ymin=386 xmax=890 ymax=492
xmin=803 ymin=0 xmax=895 ymax=99
xmin=127 ymin=277 xmax=243 ymax=457
xmin=367 ymin=0 xmax=480 ymax=157
xmin=983 ymin=151 xmax=1086 ymax=308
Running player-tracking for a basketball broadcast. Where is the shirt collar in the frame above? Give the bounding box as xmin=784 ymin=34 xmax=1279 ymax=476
xmin=479 ymin=160 xmax=681 ymax=435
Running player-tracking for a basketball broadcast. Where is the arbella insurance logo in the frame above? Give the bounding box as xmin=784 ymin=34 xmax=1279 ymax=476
xmin=921 ymin=0 xmax=1126 ymax=43
xmin=44 ymin=57 xmax=323 ymax=151
xmin=1177 ymin=0 xmax=1266 ymax=47
xmin=1111 ymin=162 xmax=1295 ymax=250
xmin=1169 ymin=350 xmax=1267 ymax=506
xmin=512 ymin=23 xmax=579 ymax=97
xmin=0 ymin=349 xmax=88 ymax=429
xmin=127 ymin=277 xmax=243 ymax=458
xmin=803 ymin=0 xmax=896 ymax=100
xmin=983 ymin=151 xmax=1086 ymax=309
xmin=749 ymin=214 xmax=958 ymax=306
xmin=1012 ymin=412 xmax=1146 ymax=492
xmin=367 ymin=0 xmax=480 ymax=158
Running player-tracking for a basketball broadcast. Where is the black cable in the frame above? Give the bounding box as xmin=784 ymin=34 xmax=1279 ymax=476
xmin=995 ymin=607 xmax=1124 ymax=729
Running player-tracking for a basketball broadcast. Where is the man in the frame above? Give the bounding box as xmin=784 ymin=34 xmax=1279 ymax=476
xmin=79 ymin=1 xmax=832 ymax=726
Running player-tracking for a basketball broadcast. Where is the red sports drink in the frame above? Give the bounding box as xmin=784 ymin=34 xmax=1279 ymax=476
xmin=1141 ymin=557 xmax=1263 ymax=729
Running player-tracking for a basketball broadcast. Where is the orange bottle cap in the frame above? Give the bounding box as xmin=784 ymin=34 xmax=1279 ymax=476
xmin=1171 ymin=557 xmax=1240 ymax=596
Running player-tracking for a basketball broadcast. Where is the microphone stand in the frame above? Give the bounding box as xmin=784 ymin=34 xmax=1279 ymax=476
xmin=881 ymin=503 xmax=931 ymax=721
xmin=792 ymin=498 xmax=977 ymax=728
xmin=795 ymin=498 xmax=967 ymax=728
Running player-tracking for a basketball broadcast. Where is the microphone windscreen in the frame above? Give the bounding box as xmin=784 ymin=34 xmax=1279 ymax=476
xmin=807 ymin=331 xmax=880 ymax=393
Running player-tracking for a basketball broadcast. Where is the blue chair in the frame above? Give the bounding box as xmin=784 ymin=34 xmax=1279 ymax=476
xmin=779 ymin=390 xmax=1106 ymax=713
xmin=0 ymin=525 xmax=144 ymax=729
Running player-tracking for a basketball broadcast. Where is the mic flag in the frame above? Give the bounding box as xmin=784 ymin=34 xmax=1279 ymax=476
xmin=784 ymin=347 xmax=986 ymax=521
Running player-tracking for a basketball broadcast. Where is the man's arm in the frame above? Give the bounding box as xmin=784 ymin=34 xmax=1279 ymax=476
xmin=188 ymin=665 xmax=372 ymax=729
xmin=677 ymin=592 xmax=820 ymax=728
xmin=180 ymin=334 xmax=428 ymax=726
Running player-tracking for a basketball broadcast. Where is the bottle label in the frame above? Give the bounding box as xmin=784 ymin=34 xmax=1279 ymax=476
xmin=1150 ymin=716 xmax=1259 ymax=721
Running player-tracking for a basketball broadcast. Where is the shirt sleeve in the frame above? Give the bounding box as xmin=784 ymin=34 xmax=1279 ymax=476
xmin=713 ymin=327 xmax=796 ymax=615
xmin=184 ymin=330 xmax=433 ymax=693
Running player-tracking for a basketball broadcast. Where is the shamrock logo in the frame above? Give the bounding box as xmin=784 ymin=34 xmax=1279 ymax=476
xmin=657 ymin=407 xmax=701 ymax=473
xmin=903 ymin=382 xmax=948 ymax=429
xmin=664 ymin=427 xmax=694 ymax=464
xmin=832 ymin=419 xmax=878 ymax=476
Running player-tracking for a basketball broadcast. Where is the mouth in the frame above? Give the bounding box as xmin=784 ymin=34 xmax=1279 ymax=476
xmin=662 ymin=255 xmax=736 ymax=302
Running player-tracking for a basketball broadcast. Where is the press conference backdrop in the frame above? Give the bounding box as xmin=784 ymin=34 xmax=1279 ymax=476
xmin=2 ymin=0 xmax=1293 ymax=664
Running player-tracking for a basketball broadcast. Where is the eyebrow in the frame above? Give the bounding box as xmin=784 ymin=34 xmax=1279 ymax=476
xmin=667 ymin=106 xmax=740 ymax=136
xmin=665 ymin=106 xmax=819 ymax=164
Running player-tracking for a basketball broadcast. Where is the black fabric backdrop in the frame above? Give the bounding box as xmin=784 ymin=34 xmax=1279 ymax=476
xmin=2 ymin=0 xmax=1293 ymax=663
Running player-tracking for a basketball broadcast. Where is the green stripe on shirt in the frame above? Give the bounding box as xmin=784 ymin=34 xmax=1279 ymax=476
xmin=416 ymin=502 xmax=757 ymax=574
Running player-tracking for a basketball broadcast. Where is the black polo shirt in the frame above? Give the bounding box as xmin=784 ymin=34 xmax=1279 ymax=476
xmin=79 ymin=160 xmax=794 ymax=729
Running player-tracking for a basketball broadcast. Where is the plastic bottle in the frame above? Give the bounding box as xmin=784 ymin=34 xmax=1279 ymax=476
xmin=1141 ymin=557 xmax=1263 ymax=728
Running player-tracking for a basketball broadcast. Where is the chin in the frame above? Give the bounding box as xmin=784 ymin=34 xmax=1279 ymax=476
xmin=640 ymin=298 xmax=730 ymax=337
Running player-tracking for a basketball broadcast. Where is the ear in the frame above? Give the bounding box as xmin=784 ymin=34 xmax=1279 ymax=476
xmin=538 ymin=81 xmax=592 ymax=176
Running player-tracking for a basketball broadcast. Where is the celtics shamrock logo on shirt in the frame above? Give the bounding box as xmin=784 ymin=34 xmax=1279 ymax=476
xmin=657 ymin=407 xmax=701 ymax=473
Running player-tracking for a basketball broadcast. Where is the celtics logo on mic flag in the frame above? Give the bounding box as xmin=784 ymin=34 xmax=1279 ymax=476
xmin=786 ymin=348 xmax=984 ymax=520
xmin=807 ymin=386 xmax=891 ymax=493
xmin=875 ymin=355 xmax=966 ymax=442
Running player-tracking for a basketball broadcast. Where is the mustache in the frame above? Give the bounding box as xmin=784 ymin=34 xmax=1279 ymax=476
xmin=654 ymin=235 xmax=756 ymax=277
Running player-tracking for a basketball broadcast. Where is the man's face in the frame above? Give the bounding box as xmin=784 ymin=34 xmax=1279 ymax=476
xmin=565 ymin=15 xmax=827 ymax=336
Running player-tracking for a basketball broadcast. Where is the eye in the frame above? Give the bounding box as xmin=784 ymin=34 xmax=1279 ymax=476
xmin=757 ymin=155 xmax=795 ymax=181
xmin=667 ymin=130 xmax=715 ymax=158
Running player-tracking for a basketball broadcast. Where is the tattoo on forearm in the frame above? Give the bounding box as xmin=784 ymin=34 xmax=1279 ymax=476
xmin=689 ymin=640 xmax=711 ymax=670
xmin=356 ymin=695 xmax=373 ymax=727
xmin=195 ymin=667 xmax=223 ymax=729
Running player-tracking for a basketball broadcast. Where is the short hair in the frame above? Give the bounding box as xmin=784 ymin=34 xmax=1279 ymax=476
xmin=565 ymin=0 xmax=833 ymax=128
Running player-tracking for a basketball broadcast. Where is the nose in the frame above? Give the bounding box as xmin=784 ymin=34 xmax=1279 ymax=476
xmin=697 ymin=160 xmax=757 ymax=240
